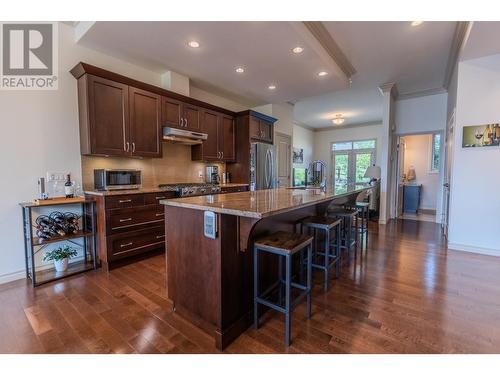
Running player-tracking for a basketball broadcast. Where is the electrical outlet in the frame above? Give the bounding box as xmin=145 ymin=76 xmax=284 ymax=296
xmin=46 ymin=172 xmax=68 ymax=182
xmin=198 ymin=170 xmax=204 ymax=178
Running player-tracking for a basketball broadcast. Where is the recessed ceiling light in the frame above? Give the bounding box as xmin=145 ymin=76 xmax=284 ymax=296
xmin=187 ymin=40 xmax=200 ymax=48
xmin=318 ymin=71 xmax=328 ymax=77
xmin=411 ymin=21 xmax=424 ymax=27
xmin=332 ymin=114 xmax=345 ymax=125
xmin=235 ymin=67 xmax=245 ymax=73
xmin=292 ymin=46 xmax=304 ymax=54
xmin=268 ymin=85 xmax=277 ymax=90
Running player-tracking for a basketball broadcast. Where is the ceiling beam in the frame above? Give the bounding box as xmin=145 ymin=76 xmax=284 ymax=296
xmin=397 ymin=87 xmax=448 ymax=101
xmin=302 ymin=21 xmax=356 ymax=79
xmin=443 ymin=21 xmax=473 ymax=89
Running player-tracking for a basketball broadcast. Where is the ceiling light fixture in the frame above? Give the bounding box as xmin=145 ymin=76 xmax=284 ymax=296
xmin=235 ymin=67 xmax=245 ymax=73
xmin=332 ymin=114 xmax=345 ymax=125
xmin=268 ymin=85 xmax=277 ymax=90
xmin=187 ymin=40 xmax=200 ymax=48
xmin=318 ymin=71 xmax=328 ymax=77
xmin=292 ymin=46 xmax=304 ymax=54
xmin=411 ymin=21 xmax=424 ymax=27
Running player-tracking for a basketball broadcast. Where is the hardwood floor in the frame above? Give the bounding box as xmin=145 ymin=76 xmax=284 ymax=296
xmin=2 ymin=219 xmax=500 ymax=353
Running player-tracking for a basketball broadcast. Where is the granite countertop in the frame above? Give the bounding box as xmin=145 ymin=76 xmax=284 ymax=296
xmin=161 ymin=185 xmax=371 ymax=219
xmin=84 ymin=183 xmax=249 ymax=197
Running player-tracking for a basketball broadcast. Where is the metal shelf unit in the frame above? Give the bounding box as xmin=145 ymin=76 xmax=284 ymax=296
xmin=20 ymin=198 xmax=97 ymax=287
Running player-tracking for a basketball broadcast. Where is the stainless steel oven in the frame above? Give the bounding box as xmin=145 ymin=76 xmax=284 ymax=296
xmin=94 ymin=169 xmax=142 ymax=191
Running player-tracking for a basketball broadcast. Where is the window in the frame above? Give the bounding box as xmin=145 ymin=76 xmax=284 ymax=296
xmin=331 ymin=139 xmax=376 ymax=192
xmin=430 ymin=133 xmax=441 ymax=172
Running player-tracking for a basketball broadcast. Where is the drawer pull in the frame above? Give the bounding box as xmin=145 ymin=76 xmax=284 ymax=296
xmin=155 ymin=196 xmax=166 ymax=200
xmin=156 ymin=213 xmax=163 ymax=217
xmin=156 ymin=235 xmax=166 ymax=239
xmin=118 ymin=199 xmax=132 ymax=203
xmin=119 ymin=218 xmax=133 ymax=222
xmin=120 ymin=242 xmax=133 ymax=248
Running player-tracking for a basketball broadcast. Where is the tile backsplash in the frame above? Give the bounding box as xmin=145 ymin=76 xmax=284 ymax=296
xmin=81 ymin=142 xmax=225 ymax=190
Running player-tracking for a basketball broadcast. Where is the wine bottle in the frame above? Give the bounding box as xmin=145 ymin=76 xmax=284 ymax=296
xmin=64 ymin=174 xmax=74 ymax=198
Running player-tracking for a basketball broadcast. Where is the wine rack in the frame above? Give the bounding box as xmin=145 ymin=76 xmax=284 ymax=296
xmin=19 ymin=198 xmax=97 ymax=287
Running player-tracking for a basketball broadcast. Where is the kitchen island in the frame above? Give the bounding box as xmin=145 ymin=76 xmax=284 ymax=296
xmin=161 ymin=185 xmax=371 ymax=350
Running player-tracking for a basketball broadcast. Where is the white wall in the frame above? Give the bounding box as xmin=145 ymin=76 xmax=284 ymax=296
xmin=395 ymin=93 xmax=448 ymax=134
xmin=402 ymin=134 xmax=440 ymax=210
xmin=292 ymin=124 xmax=314 ymax=168
xmin=313 ymin=123 xmax=384 ymax=186
xmin=448 ymin=53 xmax=500 ymax=256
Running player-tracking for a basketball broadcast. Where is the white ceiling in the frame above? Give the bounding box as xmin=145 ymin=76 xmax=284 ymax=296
xmin=76 ymin=21 xmax=348 ymax=105
xmin=461 ymin=22 xmax=500 ymax=61
xmin=75 ymin=21 xmax=458 ymax=128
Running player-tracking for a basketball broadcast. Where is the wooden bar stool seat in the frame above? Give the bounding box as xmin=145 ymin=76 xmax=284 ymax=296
xmin=301 ymin=216 xmax=342 ymax=291
xmin=253 ymin=231 xmax=313 ymax=347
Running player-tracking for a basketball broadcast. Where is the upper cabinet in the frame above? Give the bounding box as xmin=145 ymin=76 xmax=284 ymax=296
xmin=161 ymin=98 xmax=201 ymax=131
xmin=249 ymin=114 xmax=274 ymax=144
xmin=76 ymin=74 xmax=161 ymax=158
xmin=71 ymin=63 xmax=241 ymax=160
xmin=192 ymin=110 xmax=235 ymax=162
xmin=129 ymin=87 xmax=162 ymax=157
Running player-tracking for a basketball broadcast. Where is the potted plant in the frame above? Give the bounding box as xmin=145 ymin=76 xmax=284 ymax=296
xmin=43 ymin=245 xmax=78 ymax=272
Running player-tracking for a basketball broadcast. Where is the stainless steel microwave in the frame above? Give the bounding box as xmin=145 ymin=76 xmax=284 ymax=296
xmin=94 ymin=169 xmax=142 ymax=191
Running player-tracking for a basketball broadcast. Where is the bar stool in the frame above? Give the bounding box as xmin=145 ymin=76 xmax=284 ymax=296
xmin=300 ymin=216 xmax=342 ymax=291
xmin=327 ymin=206 xmax=359 ymax=262
xmin=354 ymin=202 xmax=369 ymax=246
xmin=254 ymin=231 xmax=313 ymax=347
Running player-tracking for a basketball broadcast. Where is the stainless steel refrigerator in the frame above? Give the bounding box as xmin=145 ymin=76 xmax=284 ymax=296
xmin=249 ymin=142 xmax=277 ymax=190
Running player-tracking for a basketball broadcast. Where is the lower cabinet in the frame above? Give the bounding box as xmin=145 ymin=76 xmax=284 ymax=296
xmin=88 ymin=191 xmax=174 ymax=270
xmin=219 ymin=185 xmax=248 ymax=194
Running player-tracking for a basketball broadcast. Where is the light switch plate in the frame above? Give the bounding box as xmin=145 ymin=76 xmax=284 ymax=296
xmin=204 ymin=211 xmax=217 ymax=239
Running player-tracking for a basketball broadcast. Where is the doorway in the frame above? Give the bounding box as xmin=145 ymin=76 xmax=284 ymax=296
xmin=394 ymin=131 xmax=444 ymax=223
xmin=275 ymin=132 xmax=292 ymax=187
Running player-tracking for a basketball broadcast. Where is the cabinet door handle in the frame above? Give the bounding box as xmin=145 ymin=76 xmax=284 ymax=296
xmin=155 ymin=196 xmax=166 ymax=200
xmin=132 ymin=142 xmax=135 ymax=152
xmin=221 ymin=151 xmax=224 ymax=159
xmin=156 ymin=235 xmax=166 ymax=239
xmin=125 ymin=142 xmax=130 ymax=152
xmin=120 ymin=242 xmax=133 ymax=248
xmin=118 ymin=199 xmax=132 ymax=203
xmin=156 ymin=213 xmax=163 ymax=217
xmin=119 ymin=218 xmax=132 ymax=222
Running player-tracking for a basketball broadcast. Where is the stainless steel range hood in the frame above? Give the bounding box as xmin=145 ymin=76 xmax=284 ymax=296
xmin=162 ymin=127 xmax=208 ymax=145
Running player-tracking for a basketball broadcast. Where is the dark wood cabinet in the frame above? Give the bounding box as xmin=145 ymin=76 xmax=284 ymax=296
xmin=72 ymin=63 xmax=240 ymax=160
xmin=192 ymin=110 xmax=235 ymax=162
xmin=161 ymin=96 xmax=183 ymax=129
xmin=129 ymin=87 xmax=162 ymax=157
xmin=88 ymin=191 xmax=175 ymax=270
xmin=221 ymin=115 xmax=236 ymax=161
xmin=76 ymin=74 xmax=161 ymax=158
xmin=86 ymin=75 xmax=129 ymax=156
xmin=161 ymin=97 xmax=201 ymax=131
xmin=226 ymin=110 xmax=278 ymax=184
xmin=249 ymin=115 xmax=274 ymax=144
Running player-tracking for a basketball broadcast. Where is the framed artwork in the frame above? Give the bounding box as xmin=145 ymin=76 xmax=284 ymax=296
xmin=462 ymin=124 xmax=500 ymax=148
xmin=293 ymin=147 xmax=304 ymax=163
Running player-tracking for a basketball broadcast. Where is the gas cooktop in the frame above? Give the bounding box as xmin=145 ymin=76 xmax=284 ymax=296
xmin=158 ymin=183 xmax=221 ymax=197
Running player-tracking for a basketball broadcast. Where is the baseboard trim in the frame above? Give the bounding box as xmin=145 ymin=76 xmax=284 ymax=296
xmin=448 ymin=242 xmax=500 ymax=257
xmin=0 ymin=269 xmax=26 ymax=285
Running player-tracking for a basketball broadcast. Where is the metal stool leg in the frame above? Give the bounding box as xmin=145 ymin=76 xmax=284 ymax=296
xmin=323 ymin=229 xmax=330 ymax=291
xmin=253 ymin=246 xmax=259 ymax=329
xmin=335 ymin=224 xmax=341 ymax=277
xmin=285 ymin=253 xmax=292 ymax=347
xmin=278 ymin=255 xmax=283 ymax=305
xmin=306 ymin=244 xmax=312 ymax=319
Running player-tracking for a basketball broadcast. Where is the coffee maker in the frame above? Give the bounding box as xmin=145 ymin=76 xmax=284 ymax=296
xmin=205 ymin=166 xmax=220 ymax=184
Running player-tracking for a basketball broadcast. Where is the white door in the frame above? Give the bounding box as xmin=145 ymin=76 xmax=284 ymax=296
xmin=275 ymin=133 xmax=292 ymax=187
xmin=442 ymin=110 xmax=455 ymax=237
